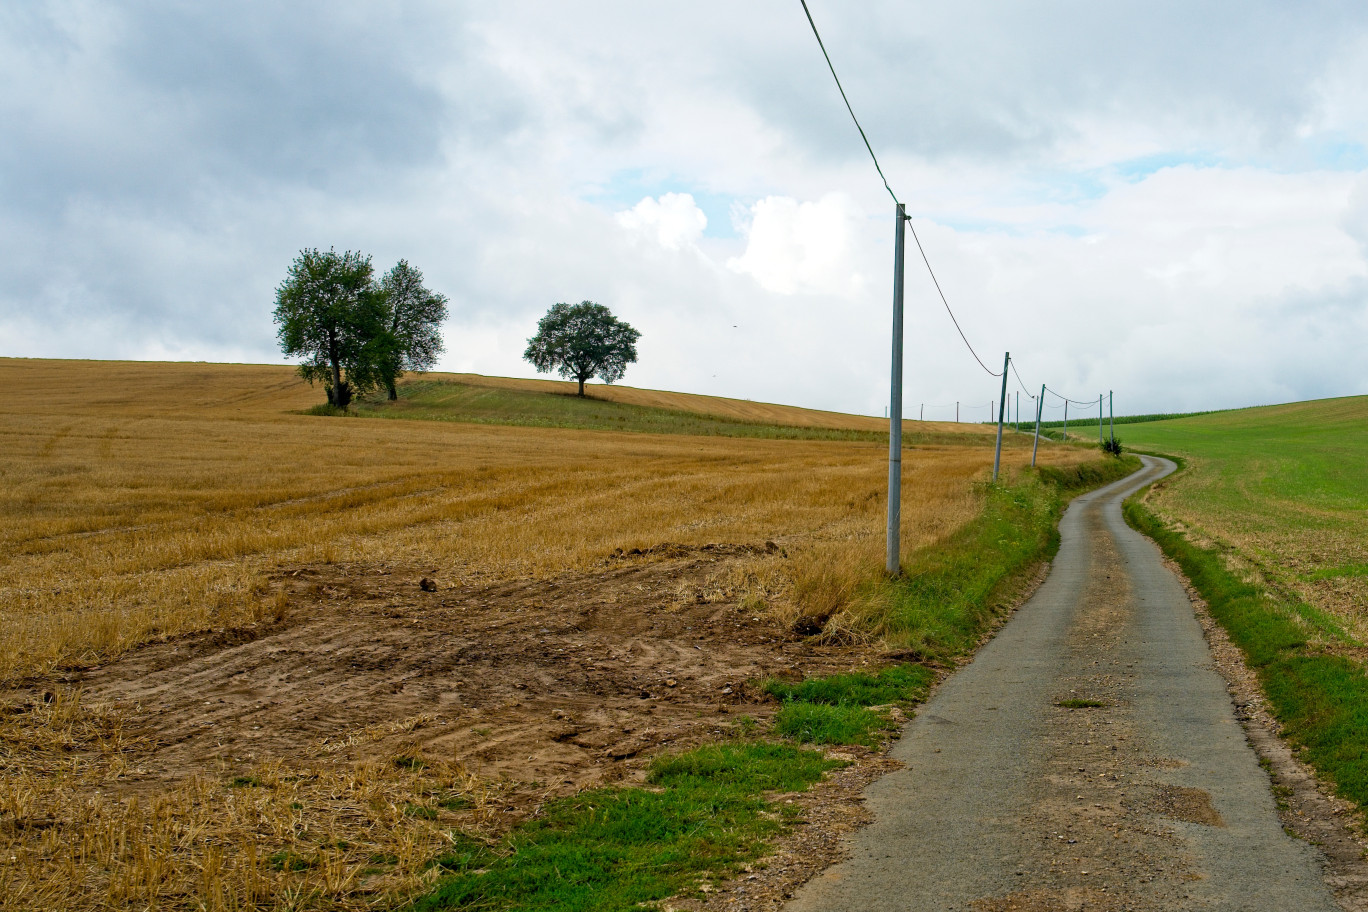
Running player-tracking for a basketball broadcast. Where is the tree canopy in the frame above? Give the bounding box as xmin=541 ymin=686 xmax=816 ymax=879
xmin=273 ymin=249 xmax=447 ymax=409
xmin=523 ymin=301 xmax=641 ymax=397
xmin=377 ymin=260 xmax=449 ymax=400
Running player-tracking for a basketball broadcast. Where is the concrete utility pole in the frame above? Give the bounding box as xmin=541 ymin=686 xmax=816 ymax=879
xmin=1098 ymin=394 xmax=1104 ymax=444
xmin=1031 ymin=383 xmax=1044 ymax=466
xmin=992 ymin=352 xmax=1010 ymax=481
xmin=920 ymin=403 xmax=924 ymax=421
xmin=1016 ymin=391 xmax=1020 ymax=433
xmin=1109 ymin=390 xmax=1114 ymax=443
xmin=1063 ymin=400 xmax=1068 ymax=439
xmin=886 ymin=203 xmax=907 ymax=576
xmin=956 ymin=401 xmax=959 ymax=423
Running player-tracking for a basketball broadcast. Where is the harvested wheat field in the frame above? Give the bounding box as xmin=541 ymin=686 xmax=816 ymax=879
xmin=0 ymin=358 xmax=1094 ymax=910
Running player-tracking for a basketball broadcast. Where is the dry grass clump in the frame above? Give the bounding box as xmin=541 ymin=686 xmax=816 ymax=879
xmin=0 ymin=689 xmax=497 ymax=911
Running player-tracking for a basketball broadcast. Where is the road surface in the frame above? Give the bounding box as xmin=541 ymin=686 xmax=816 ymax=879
xmin=787 ymin=455 xmax=1340 ymax=912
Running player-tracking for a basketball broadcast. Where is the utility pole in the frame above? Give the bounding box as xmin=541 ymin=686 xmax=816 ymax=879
xmin=1109 ymin=390 xmax=1114 ymax=443
xmin=956 ymin=401 xmax=959 ymax=423
xmin=886 ymin=204 xmax=907 ymax=576
xmin=992 ymin=353 xmax=1009 ymax=481
xmin=920 ymin=403 xmax=923 ymax=421
xmin=1031 ymin=383 xmax=1044 ymax=466
xmin=1016 ymin=391 xmax=1020 ymax=433
xmin=1063 ymin=400 xmax=1068 ymax=439
xmin=1098 ymin=394 xmax=1104 ymax=445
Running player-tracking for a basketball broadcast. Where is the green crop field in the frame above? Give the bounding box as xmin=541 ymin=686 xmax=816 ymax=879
xmin=1121 ymin=395 xmax=1368 ymax=635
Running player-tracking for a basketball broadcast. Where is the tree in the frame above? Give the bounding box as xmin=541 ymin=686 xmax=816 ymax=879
xmin=273 ymin=248 xmax=386 ymax=409
xmin=523 ymin=301 xmax=640 ymax=397
xmin=376 ymin=260 xmax=449 ymax=400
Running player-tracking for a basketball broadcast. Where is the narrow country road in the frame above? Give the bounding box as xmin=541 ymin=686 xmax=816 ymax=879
xmin=787 ymin=455 xmax=1340 ymax=912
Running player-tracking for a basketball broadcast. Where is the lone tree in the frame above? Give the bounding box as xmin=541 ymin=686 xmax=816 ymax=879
xmin=523 ymin=301 xmax=640 ymax=397
xmin=376 ymin=260 xmax=449 ymax=400
xmin=273 ymin=248 xmax=386 ymax=409
xmin=274 ymin=250 xmax=448 ymax=409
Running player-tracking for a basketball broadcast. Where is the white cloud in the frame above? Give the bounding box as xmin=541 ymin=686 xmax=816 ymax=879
xmin=615 ymin=193 xmax=707 ymax=250
xmin=2 ymin=1 xmax=1368 ymax=415
xmin=726 ymin=194 xmax=870 ymax=296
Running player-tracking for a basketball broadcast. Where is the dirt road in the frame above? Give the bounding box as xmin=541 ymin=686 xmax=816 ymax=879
xmin=787 ymin=456 xmax=1341 ymax=912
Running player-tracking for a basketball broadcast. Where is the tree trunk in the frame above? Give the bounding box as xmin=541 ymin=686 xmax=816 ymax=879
xmin=387 ymin=380 xmax=398 ymax=401
xmin=577 ymin=376 xmax=586 ymax=397
xmin=329 ymin=330 xmax=344 ymax=409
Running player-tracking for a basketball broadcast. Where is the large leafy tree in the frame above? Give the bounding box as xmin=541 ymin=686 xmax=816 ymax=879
xmin=523 ymin=301 xmax=640 ymax=397
xmin=273 ymin=248 xmax=387 ymax=409
xmin=376 ymin=260 xmax=449 ymax=400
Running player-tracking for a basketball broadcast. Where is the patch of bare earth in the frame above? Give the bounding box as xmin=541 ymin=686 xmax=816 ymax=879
xmin=2 ymin=543 xmax=902 ymax=908
xmin=62 ymin=543 xmax=885 ymax=793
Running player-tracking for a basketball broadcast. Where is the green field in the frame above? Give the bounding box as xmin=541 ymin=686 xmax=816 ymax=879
xmin=1121 ymin=396 xmax=1368 ymax=619
xmin=346 ymin=378 xmax=1002 ymax=446
xmin=1120 ymin=395 xmax=1368 ymax=808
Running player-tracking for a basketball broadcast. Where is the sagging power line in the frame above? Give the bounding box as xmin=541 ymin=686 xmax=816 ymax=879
xmin=797 ymin=1 xmax=1116 ymax=569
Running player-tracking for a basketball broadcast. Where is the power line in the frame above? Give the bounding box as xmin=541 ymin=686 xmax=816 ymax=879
xmin=1044 ymin=385 xmax=1099 ymax=407
xmin=908 ymin=221 xmax=1002 ymax=377
xmin=798 ymin=0 xmax=898 ymax=206
xmin=798 ymin=0 xmax=1001 ymax=379
xmin=1008 ymin=357 xmax=1034 ymax=395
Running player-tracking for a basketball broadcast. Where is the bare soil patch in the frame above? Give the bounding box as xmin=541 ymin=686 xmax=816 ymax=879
xmin=50 ymin=545 xmax=883 ymax=796
xmin=1 ymin=545 xmax=900 ymax=908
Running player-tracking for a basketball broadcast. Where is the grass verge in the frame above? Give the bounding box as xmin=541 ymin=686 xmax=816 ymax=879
xmin=764 ymin=664 xmax=934 ymax=747
xmin=1124 ymin=489 xmax=1368 ymax=807
xmin=831 ymin=456 xmax=1140 ymax=658
xmin=412 ymin=744 xmax=841 ymax=912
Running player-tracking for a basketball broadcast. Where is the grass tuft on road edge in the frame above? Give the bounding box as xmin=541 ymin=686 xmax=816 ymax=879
xmin=1125 ymin=488 xmax=1368 ymax=808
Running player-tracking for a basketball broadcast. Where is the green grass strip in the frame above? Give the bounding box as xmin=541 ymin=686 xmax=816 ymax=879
xmin=334 ymin=379 xmax=1000 ymax=445
xmin=414 ymin=744 xmax=840 ymax=912
xmin=764 ymin=663 xmax=934 ymax=707
xmin=1124 ymin=493 xmax=1368 ymax=808
xmin=773 ymin=702 xmax=897 ymax=746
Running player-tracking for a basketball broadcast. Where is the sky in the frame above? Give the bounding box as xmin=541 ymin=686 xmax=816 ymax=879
xmin=4 ymin=1 xmax=1368 ymax=419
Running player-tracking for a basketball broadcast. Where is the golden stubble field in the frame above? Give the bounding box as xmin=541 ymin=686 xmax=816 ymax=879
xmin=0 ymin=358 xmax=1090 ymax=910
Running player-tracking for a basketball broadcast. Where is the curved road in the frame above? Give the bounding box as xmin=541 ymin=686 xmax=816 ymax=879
xmin=788 ymin=455 xmax=1340 ymax=912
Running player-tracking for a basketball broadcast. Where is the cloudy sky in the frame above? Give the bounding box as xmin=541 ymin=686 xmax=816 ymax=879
xmin=4 ymin=1 xmax=1368 ymax=418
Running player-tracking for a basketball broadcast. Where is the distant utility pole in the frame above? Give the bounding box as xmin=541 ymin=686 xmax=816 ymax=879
xmin=1098 ymin=394 xmax=1104 ymax=444
xmin=1031 ymin=383 xmax=1044 ymax=466
xmin=956 ymin=401 xmax=959 ymax=423
xmin=1109 ymin=390 xmax=1114 ymax=443
xmin=920 ymin=403 xmax=924 ymax=421
xmin=886 ymin=203 xmax=907 ymax=576
xmin=992 ymin=352 xmax=1009 ymax=481
xmin=1063 ymin=400 xmax=1068 ymax=439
